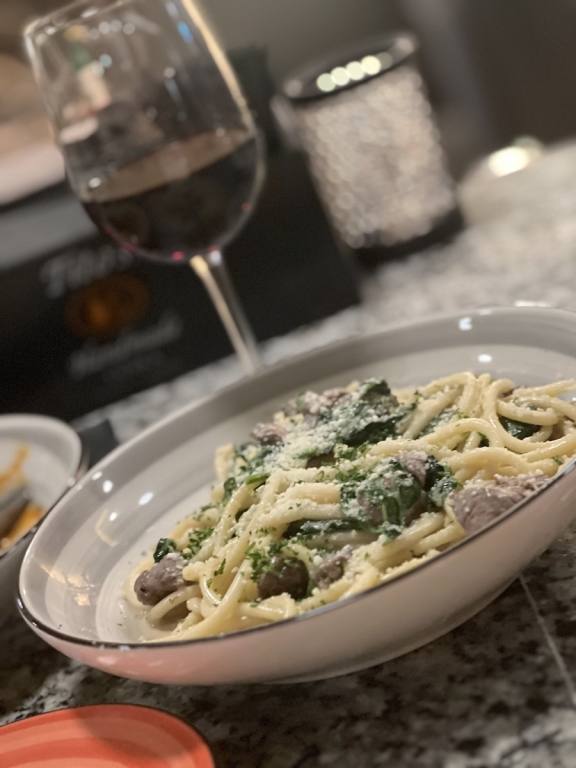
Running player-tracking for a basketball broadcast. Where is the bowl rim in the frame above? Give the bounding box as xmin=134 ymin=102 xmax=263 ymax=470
xmin=0 ymin=414 xmax=87 ymax=565
xmin=17 ymin=305 xmax=576 ymax=651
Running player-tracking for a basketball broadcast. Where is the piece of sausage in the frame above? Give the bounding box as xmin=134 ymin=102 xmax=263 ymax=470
xmin=257 ymin=557 xmax=309 ymax=600
xmin=252 ymin=422 xmax=285 ymax=445
xmin=134 ymin=554 xmax=186 ymax=606
xmin=451 ymin=474 xmax=549 ymax=533
xmin=285 ymin=389 xmax=348 ymax=419
xmin=314 ymin=546 xmax=353 ymax=588
xmin=398 ymin=451 xmax=429 ymax=487
xmin=305 ymin=452 xmax=335 ymax=468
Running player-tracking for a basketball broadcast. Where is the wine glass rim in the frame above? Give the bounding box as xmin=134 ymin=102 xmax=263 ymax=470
xmin=24 ymin=0 xmax=127 ymax=40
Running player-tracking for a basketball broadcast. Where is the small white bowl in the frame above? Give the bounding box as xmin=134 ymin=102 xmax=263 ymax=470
xmin=17 ymin=307 xmax=576 ymax=684
xmin=0 ymin=415 xmax=84 ymax=617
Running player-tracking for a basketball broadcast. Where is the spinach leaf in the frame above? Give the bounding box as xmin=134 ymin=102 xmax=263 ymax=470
xmin=245 ymin=472 xmax=269 ymax=488
xmin=361 ymin=469 xmax=421 ymax=524
xmin=500 ymin=417 xmax=539 ymax=440
xmin=311 ymin=378 xmax=409 ymax=448
xmin=284 ymin=515 xmax=404 ymax=542
xmin=296 ymin=441 xmax=334 ymax=465
xmin=285 ymin=518 xmax=370 ymax=539
xmin=423 ymin=456 xmax=458 ymax=507
xmin=341 ymin=461 xmax=424 ymax=531
xmin=428 ymin=473 xmax=458 ymax=507
xmin=153 ymin=538 xmax=177 ymax=562
xmin=223 ymin=477 xmax=238 ymax=502
xmin=334 ymin=443 xmax=363 ymax=461
xmin=332 ymin=400 xmax=410 ymax=447
xmin=342 ymin=415 xmax=405 ymax=446
xmin=357 ymin=379 xmax=392 ymax=402
xmin=229 ymin=442 xmax=278 ymax=487
xmin=419 ymin=407 xmax=458 ymax=437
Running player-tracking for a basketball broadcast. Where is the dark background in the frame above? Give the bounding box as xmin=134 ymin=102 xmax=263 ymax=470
xmin=3 ymin=0 xmax=576 ymax=176
xmin=3 ymin=0 xmax=576 ymax=417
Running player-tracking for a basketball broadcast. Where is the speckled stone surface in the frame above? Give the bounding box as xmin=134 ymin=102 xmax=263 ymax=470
xmin=3 ymin=145 xmax=576 ymax=766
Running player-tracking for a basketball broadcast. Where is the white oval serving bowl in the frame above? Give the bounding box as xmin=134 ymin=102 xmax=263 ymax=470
xmin=18 ymin=307 xmax=576 ymax=684
xmin=0 ymin=415 xmax=84 ymax=617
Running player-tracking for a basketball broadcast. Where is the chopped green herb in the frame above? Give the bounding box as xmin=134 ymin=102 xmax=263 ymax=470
xmin=187 ymin=527 xmax=214 ymax=557
xmin=269 ymin=541 xmax=285 ymax=557
xmin=246 ymin=542 xmax=286 ymax=578
xmin=214 ymin=559 xmax=226 ymax=577
xmin=246 ymin=546 xmax=273 ymax=579
xmin=229 ymin=441 xmax=278 ymax=486
xmin=335 ymin=464 xmax=368 ymax=484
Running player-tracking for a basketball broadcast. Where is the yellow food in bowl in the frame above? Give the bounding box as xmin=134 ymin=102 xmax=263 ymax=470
xmin=0 ymin=447 xmax=43 ymax=552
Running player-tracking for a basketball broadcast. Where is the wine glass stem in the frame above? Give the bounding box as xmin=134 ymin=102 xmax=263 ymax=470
xmin=189 ymin=250 xmax=260 ymax=374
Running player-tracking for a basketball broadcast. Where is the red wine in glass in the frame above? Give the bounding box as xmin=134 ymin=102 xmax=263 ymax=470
xmin=25 ymin=0 xmax=264 ymax=372
xmin=82 ymin=131 xmax=259 ymax=262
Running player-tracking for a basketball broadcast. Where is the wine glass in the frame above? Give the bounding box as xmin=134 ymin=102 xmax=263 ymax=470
xmin=24 ymin=0 xmax=264 ymax=373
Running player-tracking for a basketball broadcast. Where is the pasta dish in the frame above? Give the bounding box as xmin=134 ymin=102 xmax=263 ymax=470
xmin=128 ymin=372 xmax=576 ymax=641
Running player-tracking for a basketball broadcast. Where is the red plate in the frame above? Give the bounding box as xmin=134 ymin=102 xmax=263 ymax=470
xmin=0 ymin=705 xmax=215 ymax=767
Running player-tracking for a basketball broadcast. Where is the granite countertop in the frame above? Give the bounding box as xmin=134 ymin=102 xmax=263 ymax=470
xmin=4 ymin=144 xmax=576 ymax=767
